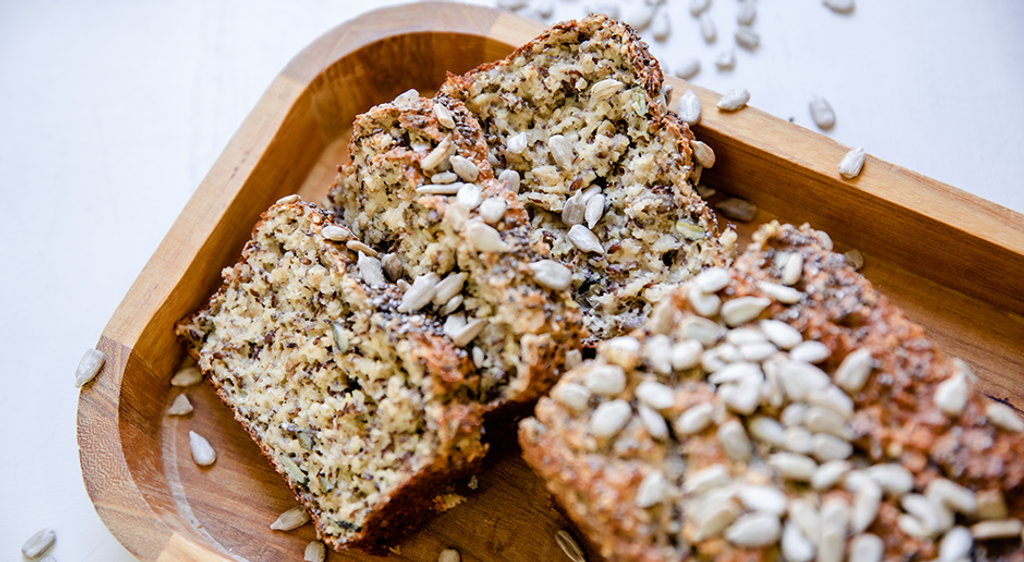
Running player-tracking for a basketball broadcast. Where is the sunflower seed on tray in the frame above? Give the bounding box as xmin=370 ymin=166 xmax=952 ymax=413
xmin=167 ymin=393 xmax=194 ymax=416
xmin=717 ymin=87 xmax=750 ymax=110
xmin=838 ymin=146 xmax=866 ymax=179
xmin=189 ymin=431 xmax=217 ymax=466
xmin=555 ymin=530 xmax=586 ymax=562
xmin=305 ymin=541 xmax=326 ymax=562
xmin=844 ymin=248 xmax=864 ymax=270
xmin=171 ymin=365 xmax=203 ymax=387
xmin=678 ymin=88 xmax=702 ymax=126
xmin=716 ymin=197 xmax=759 ymax=222
xmin=74 ymin=348 xmax=105 ymax=388
xmin=270 ymin=505 xmax=311 ymax=531
xmin=691 ymin=140 xmax=716 ymax=168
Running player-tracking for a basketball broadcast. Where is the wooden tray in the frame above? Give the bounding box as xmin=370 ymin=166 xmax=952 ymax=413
xmin=77 ymin=3 xmax=1024 ymax=561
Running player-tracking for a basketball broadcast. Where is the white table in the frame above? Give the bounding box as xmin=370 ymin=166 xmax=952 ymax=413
xmin=2 ymin=1 xmax=1021 ymax=560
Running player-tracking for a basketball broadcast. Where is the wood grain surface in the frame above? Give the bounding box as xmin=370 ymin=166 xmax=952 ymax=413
xmin=77 ymin=3 xmax=1024 ymax=561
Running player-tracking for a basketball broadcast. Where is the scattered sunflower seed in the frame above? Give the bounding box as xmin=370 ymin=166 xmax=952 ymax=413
xmin=433 ymin=272 xmax=467 ymax=305
xmin=843 ymin=248 xmax=865 ymax=270
xmin=678 ymin=88 xmax=702 ymax=125
xmin=715 ymin=49 xmax=736 ymax=70
xmin=74 ymin=348 xmax=106 ymax=387
xmin=716 ymin=197 xmax=759 ymax=221
xmin=986 ymin=402 xmax=1024 ymax=433
xmin=188 ymin=431 xmax=216 ymax=467
xmin=971 ymin=519 xmax=1023 ymax=540
xmin=499 ymin=168 xmax=521 ymax=193
xmin=167 ymin=394 xmax=194 ymax=416
xmin=696 ymin=183 xmax=716 ymax=198
xmin=529 ymin=260 xmax=572 ymax=291
xmin=691 ymin=140 xmax=716 ymax=168
xmin=568 ymin=224 xmax=604 ymax=253
xmin=676 ymin=221 xmax=706 ymax=240
xmin=357 ymin=253 xmax=387 ymax=287
xmin=555 ymin=530 xmax=586 ymax=562
xmin=398 ymin=273 xmax=439 ymax=313
xmin=699 ymin=13 xmax=717 ymax=43
xmin=737 ymin=1 xmax=757 ymax=25
xmin=507 ymin=132 xmax=529 ymax=155
xmin=433 ymin=103 xmax=455 ymax=129
xmin=21 ymin=528 xmax=56 ymax=559
xmin=636 ymin=470 xmax=669 ymax=507
xmin=392 ymin=88 xmax=419 ymax=108
xmin=810 ymin=95 xmax=836 ymax=129
xmin=304 ymin=541 xmax=326 ymax=562
xmin=823 ymin=0 xmax=855 ymax=14
xmin=431 ymin=171 xmax=458 ymax=184
xmin=838 ymin=146 xmax=866 ymax=179
xmin=651 ymin=8 xmax=671 ymax=41
xmin=676 ymin=58 xmax=701 ymax=81
xmin=735 ymin=26 xmax=760 ymax=50
xmin=934 ymin=371 xmax=969 ymax=417
xmin=171 ymin=366 xmax=202 ymax=387
xmin=270 ymin=505 xmax=310 ymax=531
xmin=717 ymin=87 xmax=750 ymax=110
xmin=438 ymin=548 xmax=461 ymax=562
xmin=689 ymin=0 xmax=710 ymax=16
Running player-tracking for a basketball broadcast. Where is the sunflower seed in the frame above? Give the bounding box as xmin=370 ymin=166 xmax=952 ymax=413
xmin=699 ymin=12 xmax=717 ymax=42
xmin=676 ymin=403 xmax=715 ymax=436
xmin=807 ymin=386 xmax=855 ymax=420
xmin=926 ymin=478 xmax=978 ymax=515
xmin=433 ymin=272 xmax=467 ymax=305
xmin=189 ymin=431 xmax=216 ymax=466
xmin=688 ymin=289 xmax=723 ymax=322
xmin=585 ymin=364 xmax=627 ymax=395
xmin=749 ymin=416 xmax=788 ymax=447
xmin=901 ymin=494 xmax=943 ymax=535
xmin=689 ymin=0 xmax=710 ymax=16
xmin=694 ymin=498 xmax=742 ymax=541
xmin=718 ymin=419 xmax=753 ymax=462
xmin=450 ymin=155 xmax=480 ymax=183
xmin=851 ymin=479 xmax=882 ymax=533
xmin=624 ymin=3 xmax=657 ymax=30
xmin=806 ymin=406 xmax=853 ymax=440
xmin=304 ymin=541 xmax=326 ymax=562
xmin=755 ymin=320 xmax=799 ymax=350
xmin=270 ymin=505 xmax=310 ymax=531
xmin=438 ymin=548 xmax=460 ymax=562
xmin=844 ymin=248 xmax=864 ymax=270
xmin=442 ymin=295 xmax=463 ymax=315
xmin=940 ymin=527 xmax=973 ymax=562
xmin=276 ymin=194 xmax=300 ymax=205
xmin=676 ymin=220 xmax=706 ymax=240
xmin=812 ymin=460 xmax=852 ymax=491
xmin=432 ymin=103 xmax=456 ymax=129
xmin=588 ymin=78 xmax=625 ymax=103
xmin=590 ymin=399 xmax=632 ymax=438
xmin=769 ymin=453 xmax=817 ymax=481
xmin=685 ymin=464 xmax=731 ymax=495
xmin=788 ymin=498 xmax=821 ymax=544
xmin=75 ymin=348 xmax=106 ymax=387
xmin=636 ymin=470 xmax=670 ymax=507
xmin=555 ymin=530 xmax=586 ymax=562
xmin=554 ymin=382 xmax=591 ymax=411
xmin=422 ymin=135 xmax=454 ymax=170
xmin=690 ymin=141 xmax=717 ymax=170
xmin=637 ymin=379 xmax=675 ymax=410
xmin=170 ymin=366 xmax=201 ymax=387
xmin=393 ymin=88 xmax=419 ymax=108
xmin=725 ymin=512 xmax=782 ymax=547
xmin=811 ymin=433 xmax=852 ymax=461
xmin=833 ymin=348 xmax=873 ymax=393
xmin=823 ymin=0 xmax=855 ymax=14
xmin=584 ymin=194 xmax=605 ymax=228
xmin=562 ymin=190 xmax=585 ymax=226
xmin=548 ymin=134 xmax=574 ymax=168
xmin=465 ymin=220 xmax=509 ymax=252
xmin=716 ymin=197 xmax=758 ymax=222
xmin=21 ymin=528 xmax=56 ymax=559
xmin=357 ymin=253 xmax=386 ymax=287
xmin=715 ymin=49 xmax=737 ymax=70
xmin=167 ymin=394 xmax=194 ymax=416
xmin=740 ymin=341 xmax=777 ymax=362
xmin=758 ymin=282 xmax=803 ymax=304
xmin=499 ymin=169 xmax=521 ymax=193
xmin=681 ymin=316 xmax=725 ymax=346
xmin=977 ymin=489 xmax=1009 ymax=520
xmin=717 ymin=87 xmax=750 ymax=110
xmin=735 ymin=26 xmax=760 ymax=50
xmin=568 ymin=224 xmax=604 ymax=253
xmin=639 ymin=404 xmax=670 ymax=439
xmin=821 ymin=496 xmax=851 ymax=537
xmin=897 ymin=515 xmax=930 ymax=538
xmin=529 ymin=259 xmax=572 ymax=291
xmin=507 ymin=133 xmax=531 ymax=157
xmin=790 ymin=341 xmax=830 ymax=363
xmin=867 ymin=464 xmax=914 ymax=494
xmin=933 ymin=370 xmax=968 ymax=417
xmin=727 ymin=328 xmax=767 ymax=346
xmin=677 ymin=88 xmax=702 ymax=126
xmin=986 ymin=401 xmax=1024 ymax=432
xmin=809 ymin=95 xmax=836 ymax=130
xmin=785 ymin=426 xmax=814 ymax=454
xmin=332 ymin=322 xmax=349 ymax=354
xmin=676 ymin=59 xmax=701 ymax=83
xmin=849 ymin=534 xmax=883 ymax=562
xmin=779 ymin=360 xmax=831 ymax=401
xmin=719 ymin=376 xmax=763 ymax=415
xmin=417 ymin=183 xmax=463 ymax=195
xmin=782 ymin=252 xmax=804 ymax=286
xmin=720 ymin=296 xmax=771 ymax=327
xmin=838 ymin=146 xmax=866 ymax=179
xmin=344 ymin=240 xmax=377 ymax=259
xmin=321 ymin=224 xmax=352 ymax=241
xmin=398 ymin=273 xmax=439 ymax=312
xmin=781 ymin=522 xmax=815 ymax=562
xmin=738 ymin=486 xmax=789 ymax=515
xmin=456 ymin=182 xmax=483 ymax=210
xmin=737 ymin=1 xmax=757 ymax=25
xmin=444 ymin=314 xmax=487 ymax=347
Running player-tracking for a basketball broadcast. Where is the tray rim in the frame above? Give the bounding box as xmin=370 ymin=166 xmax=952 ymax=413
xmin=77 ymin=2 xmax=1024 ymax=561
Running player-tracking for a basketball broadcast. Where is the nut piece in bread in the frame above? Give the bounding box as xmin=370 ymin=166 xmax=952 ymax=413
xmin=441 ymin=14 xmax=736 ymax=343
xmin=519 ymin=221 xmax=1024 ymax=562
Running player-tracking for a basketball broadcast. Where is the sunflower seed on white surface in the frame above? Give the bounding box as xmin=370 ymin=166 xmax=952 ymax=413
xmin=716 ymin=197 xmax=758 ymax=221
xmin=304 ymin=541 xmax=326 ymax=562
xmin=398 ymin=273 xmax=439 ymax=313
xmin=689 ymin=0 xmax=710 ymax=16
xmin=717 ymin=87 xmax=750 ymax=110
xmin=675 ymin=402 xmax=715 ymax=435
xmin=715 ymin=49 xmax=736 ymax=70
xmin=652 ymin=8 xmax=671 ymax=41
xmin=735 ymin=26 xmax=760 ymax=50
xmin=456 ymin=182 xmax=483 ymax=209
xmin=699 ymin=12 xmax=717 ymax=43
xmin=737 ymin=1 xmax=757 ymax=25
xmin=555 ymin=530 xmax=586 ymax=562
xmin=809 ymin=95 xmax=836 ymax=130
xmin=498 ymin=169 xmax=521 ymax=193
xmin=636 ymin=470 xmax=670 ymax=507
xmin=21 ymin=528 xmax=56 ymax=559
xmin=529 ymin=259 xmax=572 ymax=291
xmin=986 ymin=401 xmax=1024 ymax=432
xmin=940 ymin=527 xmax=973 ymax=562
xmin=823 ymin=0 xmax=855 ymax=14
xmin=781 ymin=522 xmax=815 ymax=562
xmin=270 ymin=505 xmax=310 ymax=531
xmin=167 ymin=394 xmax=194 ymax=416
xmin=497 ymin=0 xmax=529 ymax=9
xmin=838 ymin=146 xmax=866 ymax=179
xmin=170 ymin=366 xmax=202 ymax=387
xmin=848 ymin=534 xmax=883 ymax=562
xmin=507 ymin=132 xmax=529 ymax=155
xmin=677 ymin=88 xmax=702 ymax=126
xmin=676 ymin=59 xmax=701 ymax=82
xmin=590 ymin=399 xmax=633 ymax=438
xmin=75 ymin=348 xmax=106 ymax=387
xmin=568 ymin=224 xmax=605 ymax=253
xmin=691 ymin=140 xmax=716 ymax=168
xmin=720 ymin=296 xmax=771 ymax=327
xmin=189 ymin=431 xmax=216 ymax=467
xmin=624 ymin=2 xmax=657 ymax=30
xmin=465 ymin=220 xmax=509 ymax=253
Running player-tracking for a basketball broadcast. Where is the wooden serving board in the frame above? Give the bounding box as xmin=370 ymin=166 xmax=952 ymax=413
xmin=77 ymin=3 xmax=1024 ymax=561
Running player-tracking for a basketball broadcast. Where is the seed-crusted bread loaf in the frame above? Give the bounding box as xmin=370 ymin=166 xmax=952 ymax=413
xmin=177 ymin=200 xmax=490 ymax=554
xmin=325 ymin=92 xmax=584 ymax=410
xmin=519 ymin=221 xmax=1024 ymax=562
xmin=440 ymin=14 xmax=736 ymax=343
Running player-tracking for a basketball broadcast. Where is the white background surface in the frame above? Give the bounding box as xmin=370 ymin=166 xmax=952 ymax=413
xmin=1 ymin=1 xmax=1021 ymax=560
